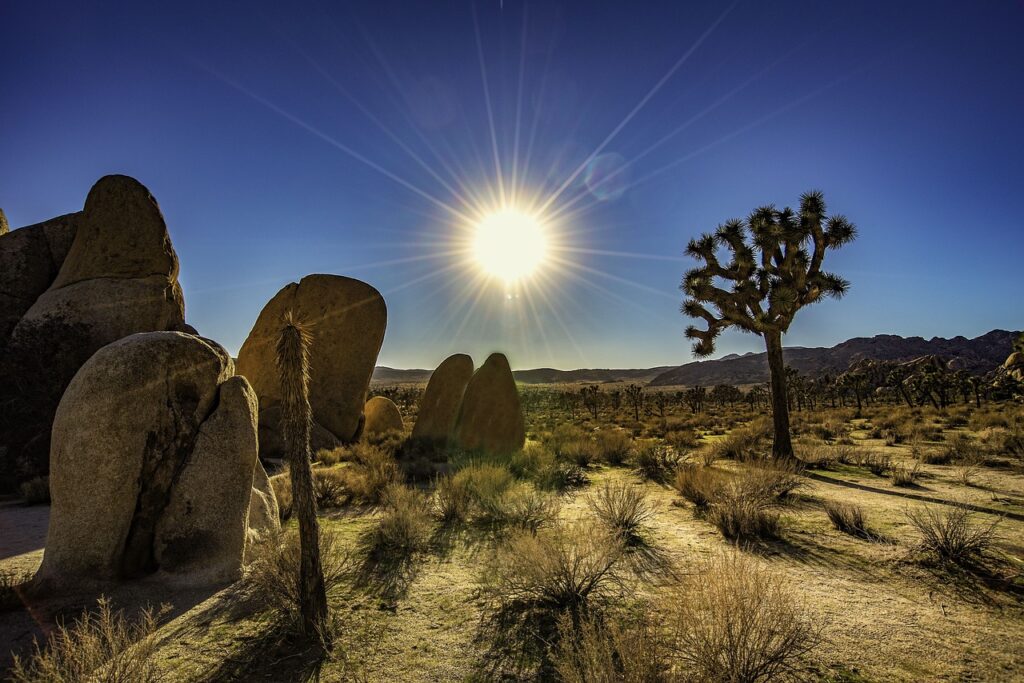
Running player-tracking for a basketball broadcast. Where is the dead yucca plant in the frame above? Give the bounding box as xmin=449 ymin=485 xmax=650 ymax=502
xmin=823 ymin=500 xmax=873 ymax=539
xmin=668 ymin=553 xmax=819 ymax=682
xmin=9 ymin=597 xmax=167 ymax=683
xmin=587 ymin=481 xmax=657 ymax=547
xmin=905 ymin=504 xmax=1001 ymax=565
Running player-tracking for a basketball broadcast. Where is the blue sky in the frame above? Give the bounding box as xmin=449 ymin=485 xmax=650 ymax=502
xmin=2 ymin=1 xmax=1022 ymax=369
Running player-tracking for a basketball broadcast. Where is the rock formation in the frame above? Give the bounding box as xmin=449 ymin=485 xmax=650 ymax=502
xmin=1004 ymin=352 xmax=1024 ymax=383
xmin=0 ymin=176 xmax=187 ymax=489
xmin=36 ymin=332 xmax=276 ymax=589
xmin=363 ymin=396 xmax=404 ymax=436
xmin=411 ymin=353 xmax=474 ymax=445
xmin=453 ymin=352 xmax=525 ymax=455
xmin=236 ymin=274 xmax=386 ymax=458
xmin=0 ymin=208 xmax=8 ymax=236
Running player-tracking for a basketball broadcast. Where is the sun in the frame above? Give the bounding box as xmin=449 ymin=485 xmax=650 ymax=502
xmin=472 ymin=208 xmax=548 ymax=283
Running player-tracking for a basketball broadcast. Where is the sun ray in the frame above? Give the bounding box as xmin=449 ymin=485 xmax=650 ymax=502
xmin=472 ymin=1 xmax=507 ymax=206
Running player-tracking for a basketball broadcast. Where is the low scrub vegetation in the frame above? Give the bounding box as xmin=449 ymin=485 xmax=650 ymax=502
xmin=9 ymin=597 xmax=167 ymax=683
xmin=363 ymin=484 xmax=433 ymax=556
xmin=587 ymin=480 xmax=656 ymax=547
xmin=905 ymin=504 xmax=1001 ymax=565
xmin=668 ymin=553 xmax=820 ymax=682
xmin=18 ymin=476 xmax=49 ymax=505
xmin=823 ymin=500 xmax=874 ymax=539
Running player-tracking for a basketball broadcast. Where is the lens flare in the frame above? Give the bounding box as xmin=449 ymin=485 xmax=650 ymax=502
xmin=472 ymin=209 xmax=548 ymax=282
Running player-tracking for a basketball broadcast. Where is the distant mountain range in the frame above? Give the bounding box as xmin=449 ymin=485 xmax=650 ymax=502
xmin=372 ymin=366 xmax=673 ymax=385
xmin=372 ymin=330 xmax=1020 ymax=387
xmin=648 ymin=329 xmax=1019 ymax=386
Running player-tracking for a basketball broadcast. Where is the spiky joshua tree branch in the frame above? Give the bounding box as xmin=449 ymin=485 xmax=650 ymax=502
xmin=681 ymin=191 xmax=856 ymax=459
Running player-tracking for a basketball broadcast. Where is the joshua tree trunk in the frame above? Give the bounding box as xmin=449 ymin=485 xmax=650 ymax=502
xmin=277 ymin=315 xmax=329 ymax=640
xmin=764 ymin=331 xmax=794 ymax=460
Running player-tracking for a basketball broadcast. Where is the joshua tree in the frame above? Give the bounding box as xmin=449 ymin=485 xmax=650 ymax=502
xmin=684 ymin=385 xmax=706 ymax=414
xmin=580 ymin=385 xmax=602 ymax=419
xmin=681 ymin=191 xmax=856 ymax=460
xmin=624 ymin=384 xmax=645 ymax=421
xmin=276 ymin=313 xmax=329 ymax=639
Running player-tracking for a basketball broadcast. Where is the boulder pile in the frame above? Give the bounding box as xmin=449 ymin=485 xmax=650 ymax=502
xmin=0 ymin=176 xmax=188 ymax=488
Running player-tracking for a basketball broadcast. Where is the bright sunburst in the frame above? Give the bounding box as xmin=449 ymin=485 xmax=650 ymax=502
xmin=472 ymin=208 xmax=548 ymax=283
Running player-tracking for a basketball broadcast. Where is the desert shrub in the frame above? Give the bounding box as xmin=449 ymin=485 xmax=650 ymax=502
xmin=508 ymin=444 xmax=587 ymax=491
xmin=914 ymin=443 xmax=952 ymax=465
xmin=587 ymin=481 xmax=656 ymax=547
xmin=270 ymin=472 xmax=293 ymax=521
xmin=19 ymin=476 xmax=49 ymax=505
xmin=312 ymin=467 xmax=348 ymax=508
xmin=708 ymin=486 xmax=781 ymax=542
xmin=456 ymin=462 xmax=514 ymax=510
xmin=955 ymin=459 xmax=982 ymax=487
xmin=509 ymin=443 xmax=548 ymax=479
xmin=316 ymin=446 xmax=346 ymax=466
xmin=360 ymin=484 xmax=433 ymax=560
xmin=693 ymin=443 xmax=721 ymax=467
xmin=905 ymin=504 xmax=1000 ymax=565
xmin=247 ymin=528 xmax=351 ymax=617
xmin=547 ymin=424 xmax=590 ymax=458
xmin=668 ymin=553 xmax=819 ymax=682
xmin=862 ymin=452 xmax=891 ymax=476
xmin=341 ymin=445 xmax=400 ymax=503
xmin=941 ymin=433 xmax=980 ymax=464
xmin=664 ymin=428 xmax=700 ymax=452
xmin=910 ymin=423 xmax=944 ymax=443
xmin=823 ymin=501 xmax=872 ymax=539
xmin=595 ymin=429 xmax=633 ymax=465
xmin=743 ymin=463 xmax=804 ymax=501
xmin=552 ymin=610 xmax=671 ymax=683
xmin=445 ymin=463 xmax=558 ymax=530
xmin=535 ymin=460 xmax=589 ymax=492
xmin=633 ymin=444 xmax=682 ymax=483
xmin=673 ymin=465 xmax=728 ymax=511
xmin=889 ymin=461 xmax=922 ymax=487
xmin=495 ymin=484 xmax=560 ymax=533
xmin=562 ymin=438 xmax=602 ymax=468
xmin=434 ymin=474 xmax=472 ymax=524
xmin=797 ymin=444 xmax=835 ymax=470
xmin=9 ymin=597 xmax=167 ymax=683
xmin=711 ymin=421 xmax=768 ymax=461
xmin=478 ymin=522 xmax=627 ymax=674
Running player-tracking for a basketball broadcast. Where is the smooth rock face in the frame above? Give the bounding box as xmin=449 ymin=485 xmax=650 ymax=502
xmin=363 ymin=396 xmax=404 ymax=436
xmin=246 ymin=460 xmax=281 ymax=558
xmin=412 ymin=354 xmax=474 ymax=445
xmin=1005 ymin=352 xmax=1024 ymax=382
xmin=0 ymin=213 xmax=78 ymax=344
xmin=0 ymin=208 xmax=8 ymax=236
xmin=0 ymin=176 xmax=186 ymax=488
xmin=453 ymin=353 xmax=525 ymax=455
xmin=236 ymin=274 xmax=386 ymax=456
xmin=154 ymin=376 xmax=259 ymax=584
xmin=36 ymin=332 xmax=265 ymax=589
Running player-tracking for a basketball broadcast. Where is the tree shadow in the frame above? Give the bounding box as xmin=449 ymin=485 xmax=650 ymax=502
xmin=193 ymin=619 xmax=332 ymax=683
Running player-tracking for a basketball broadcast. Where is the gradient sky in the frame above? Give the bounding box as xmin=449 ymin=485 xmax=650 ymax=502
xmin=3 ymin=1 xmax=1022 ymax=370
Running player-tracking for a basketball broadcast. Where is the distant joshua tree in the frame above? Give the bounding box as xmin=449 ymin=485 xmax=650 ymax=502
xmin=681 ymin=191 xmax=856 ymax=460
xmin=580 ymin=385 xmax=602 ymax=419
xmin=276 ymin=312 xmax=329 ymax=639
xmin=624 ymin=384 xmax=645 ymax=421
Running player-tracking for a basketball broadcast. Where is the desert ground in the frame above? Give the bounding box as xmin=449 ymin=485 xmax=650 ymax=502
xmin=3 ymin=389 xmax=1022 ymax=682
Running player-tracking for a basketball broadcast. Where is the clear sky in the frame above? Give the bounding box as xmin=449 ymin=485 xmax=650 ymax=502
xmin=2 ymin=1 xmax=1022 ymax=370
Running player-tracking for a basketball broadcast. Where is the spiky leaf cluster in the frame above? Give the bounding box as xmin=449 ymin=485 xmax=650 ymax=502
xmin=681 ymin=191 xmax=856 ymax=356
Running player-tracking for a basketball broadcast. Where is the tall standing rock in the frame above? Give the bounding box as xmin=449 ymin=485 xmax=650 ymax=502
xmin=453 ymin=353 xmax=525 ymax=455
xmin=0 ymin=208 xmax=9 ymax=236
xmin=0 ymin=176 xmax=187 ymax=489
xmin=236 ymin=274 xmax=386 ymax=458
xmin=363 ymin=396 xmax=404 ymax=436
xmin=36 ymin=332 xmax=271 ymax=589
xmin=412 ymin=353 xmax=474 ymax=445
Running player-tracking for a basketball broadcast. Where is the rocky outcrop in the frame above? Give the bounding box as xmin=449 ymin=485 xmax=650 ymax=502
xmin=236 ymin=274 xmax=386 ymax=458
xmin=1004 ymin=352 xmax=1024 ymax=383
xmin=363 ymin=396 xmax=403 ymax=436
xmin=453 ymin=353 xmax=525 ymax=455
xmin=411 ymin=353 xmax=474 ymax=445
xmin=36 ymin=332 xmax=271 ymax=589
xmin=0 ymin=176 xmax=187 ymax=489
xmin=0 ymin=208 xmax=8 ymax=236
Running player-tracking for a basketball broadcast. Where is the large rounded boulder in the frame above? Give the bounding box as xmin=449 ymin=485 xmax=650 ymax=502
xmin=363 ymin=396 xmax=404 ymax=436
xmin=1004 ymin=351 xmax=1024 ymax=382
xmin=453 ymin=352 xmax=525 ymax=455
xmin=236 ymin=274 xmax=386 ymax=457
xmin=0 ymin=176 xmax=187 ymax=490
xmin=412 ymin=353 xmax=474 ymax=445
xmin=36 ymin=332 xmax=274 ymax=589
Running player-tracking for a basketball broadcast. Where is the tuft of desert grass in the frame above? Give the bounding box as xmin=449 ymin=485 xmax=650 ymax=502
xmin=823 ymin=500 xmax=874 ymax=540
xmin=552 ymin=610 xmax=671 ymax=683
xmin=270 ymin=472 xmax=293 ymax=521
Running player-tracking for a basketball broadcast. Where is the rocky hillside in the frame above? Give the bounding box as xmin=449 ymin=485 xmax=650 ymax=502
xmin=648 ymin=329 xmax=1020 ymax=387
